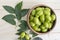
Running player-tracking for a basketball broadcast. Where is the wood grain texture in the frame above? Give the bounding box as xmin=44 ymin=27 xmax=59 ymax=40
xmin=23 ymin=0 xmax=60 ymax=3
xmin=0 ymin=0 xmax=60 ymax=40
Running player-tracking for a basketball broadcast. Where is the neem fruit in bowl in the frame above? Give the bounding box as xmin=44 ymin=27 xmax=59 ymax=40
xmin=27 ymin=5 xmax=56 ymax=34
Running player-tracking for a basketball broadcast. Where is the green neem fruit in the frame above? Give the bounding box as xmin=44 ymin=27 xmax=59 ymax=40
xmin=40 ymin=25 xmax=45 ymax=30
xmin=30 ymin=22 xmax=35 ymax=27
xmin=36 ymin=7 xmax=44 ymax=11
xmin=31 ymin=10 xmax=36 ymax=16
xmin=35 ymin=14 xmax=40 ymax=18
xmin=36 ymin=10 xmax=43 ymax=16
xmin=44 ymin=8 xmax=50 ymax=15
xmin=36 ymin=27 xmax=41 ymax=31
xmin=33 ymin=17 xmax=41 ymax=25
xmin=35 ymin=24 xmax=40 ymax=27
xmin=25 ymin=34 xmax=30 ymax=40
xmin=44 ymin=10 xmax=50 ymax=15
xmin=32 ymin=26 xmax=41 ymax=31
xmin=33 ymin=26 xmax=41 ymax=31
xmin=42 ymin=28 xmax=48 ymax=32
xmin=32 ymin=26 xmax=37 ymax=31
xmin=29 ymin=15 xmax=34 ymax=21
xmin=40 ymin=15 xmax=45 ymax=23
xmin=48 ymin=22 xmax=52 ymax=29
xmin=51 ymin=14 xmax=56 ymax=21
xmin=46 ymin=15 xmax=51 ymax=22
xmin=20 ymin=32 xmax=25 ymax=38
xmin=37 ymin=28 xmax=41 ymax=31
xmin=44 ymin=22 xmax=49 ymax=28
xmin=45 ymin=8 xmax=50 ymax=11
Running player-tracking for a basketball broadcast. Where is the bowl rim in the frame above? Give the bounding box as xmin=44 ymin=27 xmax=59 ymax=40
xmin=27 ymin=4 xmax=56 ymax=34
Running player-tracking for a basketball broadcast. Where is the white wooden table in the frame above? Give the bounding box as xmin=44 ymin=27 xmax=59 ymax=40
xmin=0 ymin=0 xmax=60 ymax=40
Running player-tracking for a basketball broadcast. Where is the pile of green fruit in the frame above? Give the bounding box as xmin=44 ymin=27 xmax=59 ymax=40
xmin=20 ymin=32 xmax=30 ymax=40
xmin=29 ymin=7 xmax=56 ymax=33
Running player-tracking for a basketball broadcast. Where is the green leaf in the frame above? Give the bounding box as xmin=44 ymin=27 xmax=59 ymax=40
xmin=21 ymin=9 xmax=29 ymax=17
xmin=15 ymin=1 xmax=23 ymax=11
xmin=3 ymin=15 xmax=15 ymax=19
xmin=19 ymin=20 xmax=29 ymax=31
xmin=15 ymin=1 xmax=23 ymax=20
xmin=2 ymin=14 xmax=16 ymax=25
xmin=16 ymin=29 xmax=23 ymax=35
xmin=15 ymin=13 xmax=21 ymax=20
xmin=17 ymin=20 xmax=29 ymax=35
xmin=17 ymin=28 xmax=25 ymax=34
xmin=22 ymin=37 xmax=26 ymax=40
xmin=30 ymin=31 xmax=38 ymax=37
xmin=3 ymin=6 xmax=15 ymax=13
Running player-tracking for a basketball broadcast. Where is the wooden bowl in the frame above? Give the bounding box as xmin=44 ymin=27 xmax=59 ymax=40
xmin=27 ymin=4 xmax=56 ymax=34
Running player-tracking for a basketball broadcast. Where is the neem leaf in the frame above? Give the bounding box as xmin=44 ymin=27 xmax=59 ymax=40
xmin=19 ymin=20 xmax=29 ymax=31
xmin=15 ymin=1 xmax=23 ymax=20
xmin=30 ymin=31 xmax=38 ymax=37
xmin=2 ymin=14 xmax=16 ymax=25
xmin=22 ymin=37 xmax=26 ymax=40
xmin=15 ymin=1 xmax=23 ymax=12
xmin=16 ymin=29 xmax=24 ymax=35
xmin=3 ymin=15 xmax=15 ymax=19
xmin=17 ymin=20 xmax=29 ymax=35
xmin=15 ymin=13 xmax=21 ymax=20
xmin=3 ymin=6 xmax=15 ymax=13
xmin=21 ymin=9 xmax=29 ymax=17
xmin=18 ymin=37 xmax=26 ymax=40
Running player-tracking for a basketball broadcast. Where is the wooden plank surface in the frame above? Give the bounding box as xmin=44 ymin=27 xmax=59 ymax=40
xmin=0 ymin=0 xmax=60 ymax=40
xmin=23 ymin=1 xmax=60 ymax=9
xmin=23 ymin=0 xmax=60 ymax=3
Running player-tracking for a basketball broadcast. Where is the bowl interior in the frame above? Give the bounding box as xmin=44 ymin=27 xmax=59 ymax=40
xmin=27 ymin=5 xmax=56 ymax=34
